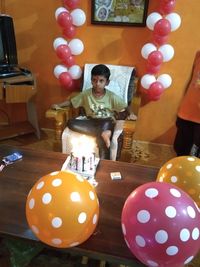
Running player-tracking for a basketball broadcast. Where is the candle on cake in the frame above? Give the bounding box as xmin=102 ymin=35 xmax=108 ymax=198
xmin=69 ymin=135 xmax=96 ymax=173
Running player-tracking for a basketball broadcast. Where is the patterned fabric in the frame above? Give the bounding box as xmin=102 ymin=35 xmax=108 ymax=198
xmin=71 ymin=88 xmax=127 ymax=118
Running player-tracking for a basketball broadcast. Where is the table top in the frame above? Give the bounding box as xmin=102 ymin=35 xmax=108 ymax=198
xmin=0 ymin=144 xmax=159 ymax=266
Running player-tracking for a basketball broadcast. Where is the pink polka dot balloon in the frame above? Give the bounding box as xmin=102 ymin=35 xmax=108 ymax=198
xmin=26 ymin=170 xmax=99 ymax=248
xmin=121 ymin=182 xmax=200 ymax=267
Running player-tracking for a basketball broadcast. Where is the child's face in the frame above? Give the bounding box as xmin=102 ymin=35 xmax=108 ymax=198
xmin=91 ymin=75 xmax=109 ymax=94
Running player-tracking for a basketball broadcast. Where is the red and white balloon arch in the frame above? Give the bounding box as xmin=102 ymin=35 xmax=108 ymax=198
xmin=140 ymin=0 xmax=181 ymax=101
xmin=53 ymin=0 xmax=85 ymax=89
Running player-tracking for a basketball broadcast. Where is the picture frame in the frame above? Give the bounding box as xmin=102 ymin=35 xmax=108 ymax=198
xmin=91 ymin=0 xmax=149 ymax=27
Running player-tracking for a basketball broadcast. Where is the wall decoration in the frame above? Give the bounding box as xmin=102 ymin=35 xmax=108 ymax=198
xmin=140 ymin=0 xmax=181 ymax=101
xmin=53 ymin=1 xmax=86 ymax=90
xmin=91 ymin=0 xmax=149 ymax=27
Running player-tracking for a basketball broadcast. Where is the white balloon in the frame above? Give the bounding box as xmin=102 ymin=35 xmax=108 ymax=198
xmin=53 ymin=65 xmax=68 ymax=79
xmin=71 ymin=9 xmax=86 ymax=26
xmin=53 ymin=37 xmax=68 ymax=50
xmin=166 ymin=13 xmax=181 ymax=31
xmin=146 ymin=12 xmax=162 ymax=30
xmin=141 ymin=43 xmax=157 ymax=59
xmin=157 ymin=74 xmax=172 ymax=89
xmin=69 ymin=65 xmax=82 ymax=80
xmin=69 ymin=39 xmax=84 ymax=55
xmin=158 ymin=44 xmax=174 ymax=62
xmin=141 ymin=74 xmax=156 ymax=89
xmin=55 ymin=7 xmax=68 ymax=20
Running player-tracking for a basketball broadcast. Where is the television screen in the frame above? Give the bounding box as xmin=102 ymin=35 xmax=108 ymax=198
xmin=0 ymin=31 xmax=4 ymax=62
xmin=0 ymin=15 xmax=24 ymax=77
xmin=0 ymin=15 xmax=18 ymax=69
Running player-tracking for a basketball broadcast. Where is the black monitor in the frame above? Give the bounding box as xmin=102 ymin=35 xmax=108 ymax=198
xmin=0 ymin=15 xmax=18 ymax=68
xmin=0 ymin=14 xmax=26 ymax=78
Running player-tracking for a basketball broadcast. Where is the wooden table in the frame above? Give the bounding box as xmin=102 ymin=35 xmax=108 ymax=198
xmin=0 ymin=145 xmax=159 ymax=266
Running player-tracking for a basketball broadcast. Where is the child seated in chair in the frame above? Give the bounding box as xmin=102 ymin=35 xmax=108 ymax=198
xmin=52 ymin=64 xmax=130 ymax=159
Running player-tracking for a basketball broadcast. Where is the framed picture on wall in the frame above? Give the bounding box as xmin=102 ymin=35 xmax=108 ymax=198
xmin=91 ymin=0 xmax=149 ymax=27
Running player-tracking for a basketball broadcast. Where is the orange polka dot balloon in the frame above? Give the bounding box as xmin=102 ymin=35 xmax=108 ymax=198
xmin=157 ymin=156 xmax=200 ymax=206
xmin=26 ymin=170 xmax=99 ymax=248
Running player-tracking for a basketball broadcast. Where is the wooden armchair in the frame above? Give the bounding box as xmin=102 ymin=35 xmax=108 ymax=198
xmin=45 ymin=64 xmax=141 ymax=160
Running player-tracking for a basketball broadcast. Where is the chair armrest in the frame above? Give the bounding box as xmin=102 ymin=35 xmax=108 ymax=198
xmin=45 ymin=108 xmax=70 ymax=140
xmin=45 ymin=92 xmax=80 ymax=140
xmin=122 ymin=77 xmax=141 ymax=150
xmin=130 ymin=77 xmax=141 ymax=116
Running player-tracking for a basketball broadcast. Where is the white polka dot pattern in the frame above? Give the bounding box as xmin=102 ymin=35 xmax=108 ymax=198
xmin=26 ymin=170 xmax=99 ymax=248
xmin=137 ymin=210 xmax=150 ymax=223
xmin=29 ymin=198 xmax=35 ymax=209
xmin=36 ymin=181 xmax=44 ymax=190
xmin=42 ymin=193 xmax=52 ymax=204
xmin=165 ymin=206 xmax=176 ymax=218
xmin=52 ymin=178 xmax=62 ymax=187
xmin=52 ymin=217 xmax=62 ymax=228
xmin=31 ymin=225 xmax=39 ymax=234
xmin=156 ymin=156 xmax=200 ymax=207
xmin=145 ymin=188 xmax=158 ymax=198
xmin=92 ymin=214 xmax=98 ymax=225
xmin=70 ymin=192 xmax=81 ymax=202
xmin=135 ymin=235 xmax=146 ymax=247
xmin=155 ymin=230 xmax=168 ymax=244
xmin=121 ymin=181 xmax=200 ymax=267
xmin=180 ymin=228 xmax=190 ymax=242
xmin=78 ymin=212 xmax=87 ymax=224
xmin=52 ymin=238 xmax=62 ymax=245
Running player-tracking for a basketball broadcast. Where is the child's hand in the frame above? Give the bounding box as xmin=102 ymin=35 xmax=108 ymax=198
xmin=51 ymin=104 xmax=61 ymax=110
xmin=127 ymin=113 xmax=137 ymax=121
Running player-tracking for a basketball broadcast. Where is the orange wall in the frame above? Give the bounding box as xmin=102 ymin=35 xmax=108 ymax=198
xmin=3 ymin=1 xmax=200 ymax=145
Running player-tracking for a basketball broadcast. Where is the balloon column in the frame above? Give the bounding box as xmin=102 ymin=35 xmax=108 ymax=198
xmin=26 ymin=170 xmax=99 ymax=248
xmin=141 ymin=0 xmax=181 ymax=101
xmin=53 ymin=1 xmax=86 ymax=89
xmin=121 ymin=182 xmax=200 ymax=267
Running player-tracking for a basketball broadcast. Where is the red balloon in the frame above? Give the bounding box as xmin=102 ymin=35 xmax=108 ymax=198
xmin=64 ymin=55 xmax=76 ymax=67
xmin=153 ymin=32 xmax=169 ymax=46
xmin=146 ymin=63 xmax=161 ymax=75
xmin=121 ymin=182 xmax=200 ymax=267
xmin=63 ymin=0 xmax=80 ymax=9
xmin=56 ymin=45 xmax=72 ymax=61
xmin=154 ymin=18 xmax=171 ymax=36
xmin=159 ymin=0 xmax=176 ymax=15
xmin=147 ymin=51 xmax=163 ymax=66
xmin=63 ymin=25 xmax=77 ymax=39
xmin=148 ymin=81 xmax=164 ymax=101
xmin=57 ymin=12 xmax=73 ymax=28
xmin=59 ymin=72 xmax=73 ymax=87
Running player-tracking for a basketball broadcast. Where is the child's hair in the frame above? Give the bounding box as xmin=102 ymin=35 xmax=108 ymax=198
xmin=91 ymin=64 xmax=110 ymax=80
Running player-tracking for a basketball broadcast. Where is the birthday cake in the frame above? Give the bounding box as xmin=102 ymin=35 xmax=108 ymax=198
xmin=62 ymin=153 xmax=99 ymax=180
xmin=69 ymin=152 xmax=96 ymax=173
xmin=61 ymin=135 xmax=99 ymax=179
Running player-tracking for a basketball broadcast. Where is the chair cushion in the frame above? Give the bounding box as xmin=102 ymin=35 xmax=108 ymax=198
xmin=82 ymin=64 xmax=135 ymax=104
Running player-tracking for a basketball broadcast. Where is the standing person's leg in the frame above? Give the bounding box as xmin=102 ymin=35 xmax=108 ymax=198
xmin=190 ymin=123 xmax=200 ymax=157
xmin=173 ymin=117 xmax=194 ymax=156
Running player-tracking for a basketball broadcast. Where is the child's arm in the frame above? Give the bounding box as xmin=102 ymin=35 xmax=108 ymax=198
xmin=114 ymin=107 xmax=137 ymax=120
xmin=51 ymin=100 xmax=72 ymax=110
xmin=114 ymin=108 xmax=129 ymax=120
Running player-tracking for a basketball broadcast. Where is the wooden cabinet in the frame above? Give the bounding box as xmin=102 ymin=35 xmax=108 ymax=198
xmin=0 ymin=73 xmax=40 ymax=140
